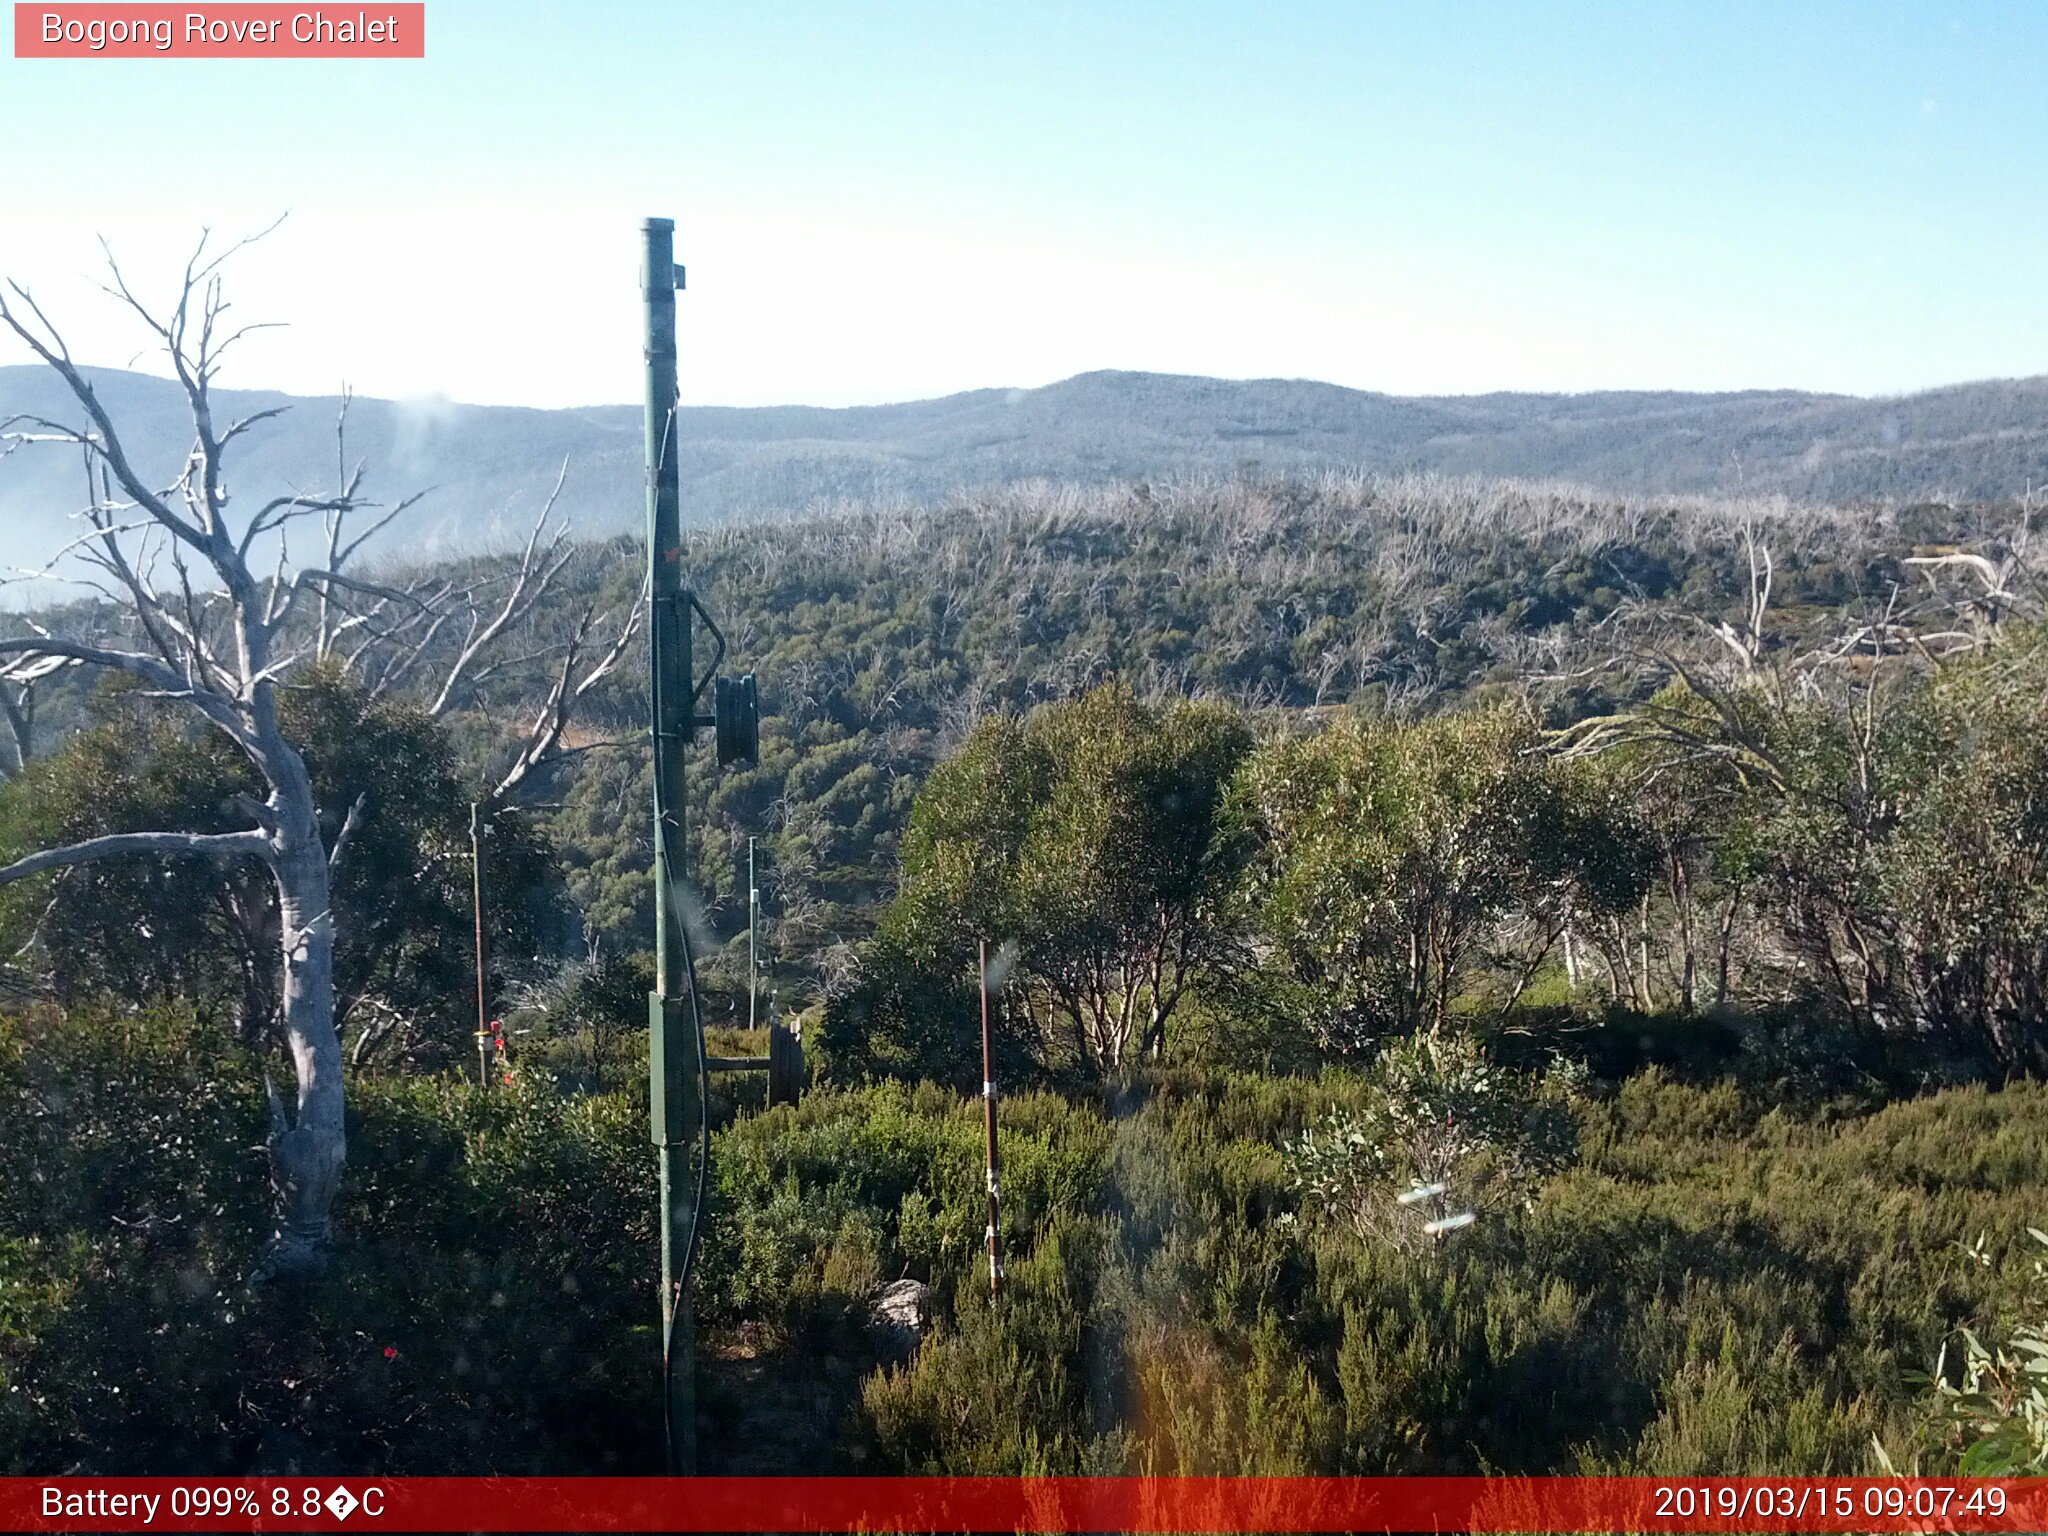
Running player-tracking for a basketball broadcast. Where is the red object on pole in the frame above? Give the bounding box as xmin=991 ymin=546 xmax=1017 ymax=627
xmin=980 ymin=939 xmax=1002 ymax=1299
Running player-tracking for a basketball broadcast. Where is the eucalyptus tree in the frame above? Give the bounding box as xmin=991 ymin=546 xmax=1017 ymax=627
xmin=1012 ymin=685 xmax=1254 ymax=1067
xmin=1230 ymin=708 xmax=1652 ymax=1052
xmin=1554 ymin=518 xmax=2048 ymax=1070
xmin=831 ymin=685 xmax=1253 ymax=1079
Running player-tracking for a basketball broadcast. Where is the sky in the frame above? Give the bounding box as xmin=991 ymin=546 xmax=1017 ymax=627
xmin=1 ymin=0 xmax=2044 ymax=409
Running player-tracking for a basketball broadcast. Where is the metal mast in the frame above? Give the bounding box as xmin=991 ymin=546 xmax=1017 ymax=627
xmin=641 ymin=212 xmax=768 ymax=1476
xmin=748 ymin=836 xmax=758 ymax=1033
xmin=638 ymin=210 xmax=774 ymax=1474
xmin=644 ymin=215 xmax=702 ymax=1475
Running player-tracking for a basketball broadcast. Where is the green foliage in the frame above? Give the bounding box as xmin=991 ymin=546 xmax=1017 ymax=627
xmin=0 ymin=668 xmax=562 ymax=1066
xmin=548 ymin=749 xmax=653 ymax=948
xmin=1688 ymin=627 xmax=2048 ymax=1074
xmin=853 ymin=1066 xmax=2048 ymax=1478
xmin=0 ymin=694 xmax=258 ymax=1009
xmin=814 ymin=926 xmax=987 ymax=1089
xmin=0 ymin=1001 xmax=654 ymax=1474
xmin=1916 ymin=1228 xmax=2048 ymax=1474
xmin=489 ymin=476 xmax=1947 ymax=983
xmin=825 ymin=686 xmax=1252 ymax=1081
xmin=859 ymin=1211 xmax=1113 ymax=1474
xmin=505 ymin=945 xmax=653 ymax=1092
xmin=310 ymin=679 xmax=562 ymax=1067
xmin=1285 ymin=1031 xmax=1582 ymax=1250
xmin=1581 ymin=712 xmax=1752 ymax=1013
xmin=697 ymin=1080 xmax=1110 ymax=1336
xmin=16 ymin=479 xmax=2014 ymax=1057
xmin=9 ymin=995 xmax=2048 ymax=1476
xmin=1229 ymin=709 xmax=1653 ymax=1050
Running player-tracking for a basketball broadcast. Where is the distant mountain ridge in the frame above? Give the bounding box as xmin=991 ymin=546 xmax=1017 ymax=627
xmin=5 ymin=365 xmax=2047 ymax=585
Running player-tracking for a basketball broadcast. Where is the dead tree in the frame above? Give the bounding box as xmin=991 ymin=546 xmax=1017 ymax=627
xmin=0 ymin=653 xmax=63 ymax=778
xmin=313 ymin=450 xmax=643 ymax=804
xmin=0 ymin=233 xmax=634 ymax=1276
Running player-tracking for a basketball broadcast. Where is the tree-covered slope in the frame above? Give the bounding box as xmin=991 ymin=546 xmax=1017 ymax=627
xmin=10 ymin=365 xmax=2048 ymax=599
xmin=516 ymin=475 xmax=2003 ymax=978
xmin=4 ymin=472 xmax=2025 ymax=1005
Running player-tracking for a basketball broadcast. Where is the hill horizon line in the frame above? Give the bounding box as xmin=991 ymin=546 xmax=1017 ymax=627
xmin=7 ymin=362 xmax=2041 ymax=417
xmin=8 ymin=362 xmax=2048 ymax=602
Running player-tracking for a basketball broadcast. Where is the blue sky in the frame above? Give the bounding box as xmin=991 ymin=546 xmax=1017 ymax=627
xmin=1 ymin=0 xmax=2042 ymax=406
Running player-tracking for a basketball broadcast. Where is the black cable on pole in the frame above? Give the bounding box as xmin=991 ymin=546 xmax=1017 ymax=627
xmin=656 ymin=809 xmax=711 ymax=1476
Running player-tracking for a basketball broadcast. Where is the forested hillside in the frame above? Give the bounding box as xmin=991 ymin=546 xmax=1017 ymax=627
xmin=500 ymin=474 xmax=2023 ymax=1006
xmin=5 ymin=472 xmax=2027 ymax=1037
xmin=11 ymin=365 xmax=2048 ymax=600
xmin=7 ymin=467 xmax=2048 ymax=1478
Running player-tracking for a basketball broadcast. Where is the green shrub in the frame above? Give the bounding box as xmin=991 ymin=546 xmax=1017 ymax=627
xmin=0 ymin=1003 xmax=656 ymax=1474
xmin=1284 ymin=1031 xmax=1581 ymax=1251
xmin=1914 ymin=1228 xmax=2048 ymax=1474
xmin=11 ymin=999 xmax=2048 ymax=1478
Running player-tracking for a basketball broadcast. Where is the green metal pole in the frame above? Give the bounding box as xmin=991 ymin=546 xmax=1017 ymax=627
xmin=644 ymin=215 xmax=699 ymax=1473
xmin=748 ymin=836 xmax=757 ymax=1034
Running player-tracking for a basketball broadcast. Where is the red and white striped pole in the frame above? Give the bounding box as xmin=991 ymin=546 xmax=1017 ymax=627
xmin=980 ymin=939 xmax=1003 ymax=1300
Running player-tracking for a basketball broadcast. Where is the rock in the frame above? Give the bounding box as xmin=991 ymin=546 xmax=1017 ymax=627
xmin=869 ymin=1278 xmax=932 ymax=1357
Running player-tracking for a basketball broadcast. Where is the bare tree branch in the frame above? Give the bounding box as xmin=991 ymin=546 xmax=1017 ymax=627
xmin=0 ymin=633 xmax=192 ymax=698
xmin=489 ymin=576 xmax=645 ymax=802
xmin=429 ymin=460 xmax=573 ymax=716
xmin=0 ymin=281 xmax=215 ymax=561
xmin=0 ymin=828 xmax=272 ymax=887
xmin=328 ymin=793 xmax=368 ymax=874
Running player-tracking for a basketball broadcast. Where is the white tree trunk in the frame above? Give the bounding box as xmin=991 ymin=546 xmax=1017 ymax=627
xmin=262 ymin=828 xmax=347 ymax=1277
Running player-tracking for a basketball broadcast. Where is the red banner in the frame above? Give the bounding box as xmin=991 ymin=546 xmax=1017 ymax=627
xmin=13 ymin=4 xmax=424 ymax=58
xmin=3 ymin=1476 xmax=2047 ymax=1532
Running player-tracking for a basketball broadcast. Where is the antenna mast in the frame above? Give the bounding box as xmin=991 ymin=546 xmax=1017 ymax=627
xmin=643 ymin=215 xmax=701 ymax=1475
xmin=748 ymin=836 xmax=758 ymax=1033
xmin=642 ymin=215 xmax=763 ymax=1476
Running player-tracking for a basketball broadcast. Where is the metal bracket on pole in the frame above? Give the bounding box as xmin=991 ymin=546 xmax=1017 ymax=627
xmin=686 ymin=591 xmax=726 ymax=706
xmin=704 ymin=1019 xmax=803 ymax=1107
